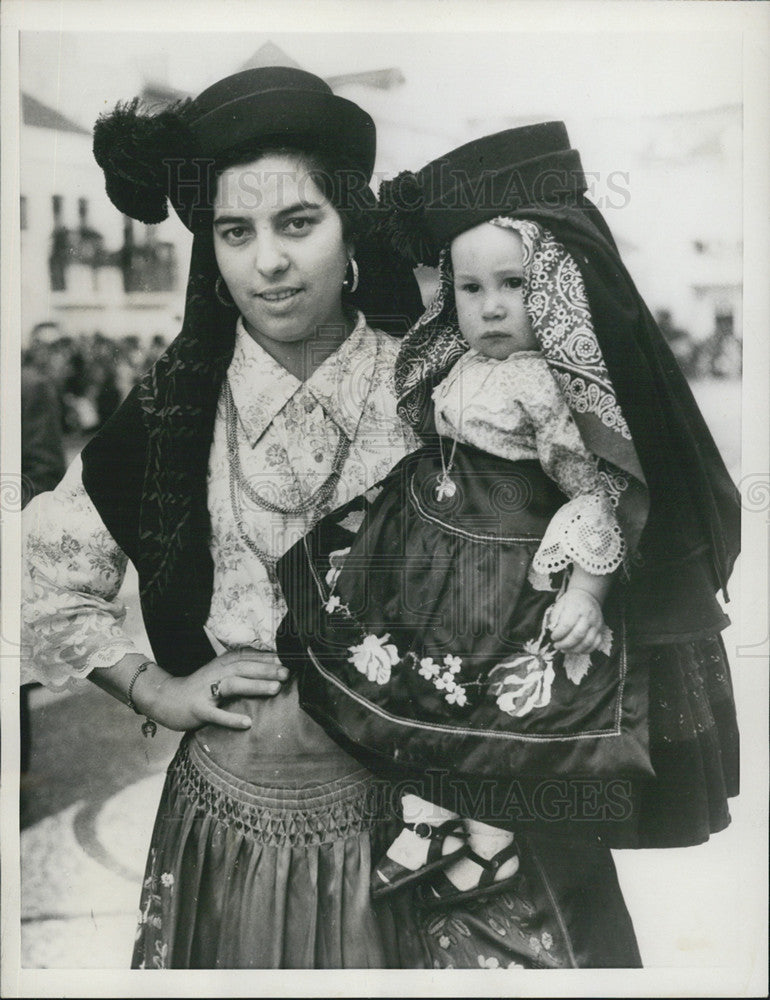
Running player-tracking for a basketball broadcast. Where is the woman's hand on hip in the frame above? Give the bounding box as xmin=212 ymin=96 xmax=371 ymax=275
xmin=138 ymin=650 xmax=289 ymax=732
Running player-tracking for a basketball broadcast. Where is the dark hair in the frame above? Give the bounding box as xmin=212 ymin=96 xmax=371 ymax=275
xmin=210 ymin=140 xmax=375 ymax=246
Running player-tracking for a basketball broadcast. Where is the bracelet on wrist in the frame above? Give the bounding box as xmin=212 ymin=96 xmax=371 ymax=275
xmin=126 ymin=659 xmax=158 ymax=738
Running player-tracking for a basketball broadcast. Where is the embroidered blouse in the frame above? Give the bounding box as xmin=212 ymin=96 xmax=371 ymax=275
xmin=431 ymin=349 xmax=625 ymax=586
xmin=22 ymin=313 xmax=417 ymax=690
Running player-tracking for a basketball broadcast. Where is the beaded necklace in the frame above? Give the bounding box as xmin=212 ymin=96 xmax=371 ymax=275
xmin=224 ymin=377 xmax=351 ymax=579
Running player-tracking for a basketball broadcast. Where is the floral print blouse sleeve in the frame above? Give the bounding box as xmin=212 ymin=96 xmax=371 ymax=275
xmin=22 ymin=454 xmax=140 ymax=690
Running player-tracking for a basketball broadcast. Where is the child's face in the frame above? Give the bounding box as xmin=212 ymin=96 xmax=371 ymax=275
xmin=451 ymin=223 xmax=538 ymax=360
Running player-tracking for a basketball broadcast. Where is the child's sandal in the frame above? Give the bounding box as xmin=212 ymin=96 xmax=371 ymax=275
xmin=371 ymin=818 xmax=469 ymax=900
xmin=415 ymin=840 xmax=520 ymax=910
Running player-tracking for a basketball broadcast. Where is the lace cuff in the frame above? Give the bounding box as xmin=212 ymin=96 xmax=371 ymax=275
xmin=21 ymin=455 xmax=138 ymax=690
xmin=21 ymin=608 xmax=140 ymax=691
xmin=529 ymin=491 xmax=625 ymax=589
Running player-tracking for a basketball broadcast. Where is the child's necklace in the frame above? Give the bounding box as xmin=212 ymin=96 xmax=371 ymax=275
xmin=433 ymin=349 xmax=490 ymax=501
xmin=435 ymin=365 xmax=463 ymax=501
xmin=434 ymin=349 xmax=537 ymax=502
xmin=436 ymin=435 xmax=459 ymax=501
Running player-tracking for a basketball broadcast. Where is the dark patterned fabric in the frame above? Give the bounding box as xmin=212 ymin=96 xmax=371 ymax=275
xmin=276 ymin=470 xmax=738 ymax=850
xmin=406 ymin=832 xmax=642 ymax=969
xmin=276 ymin=447 xmax=653 ymax=785
xmin=631 ymin=633 xmax=739 ymax=848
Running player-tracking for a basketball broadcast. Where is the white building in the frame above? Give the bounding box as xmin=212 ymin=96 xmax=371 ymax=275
xmin=20 ymin=93 xmax=191 ymax=346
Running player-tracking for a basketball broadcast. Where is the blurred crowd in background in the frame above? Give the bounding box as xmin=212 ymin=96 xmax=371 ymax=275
xmin=22 ymin=328 xmax=169 ymax=461
xmin=21 ymin=304 xmax=741 ymax=480
xmin=655 ymin=309 xmax=742 ymax=382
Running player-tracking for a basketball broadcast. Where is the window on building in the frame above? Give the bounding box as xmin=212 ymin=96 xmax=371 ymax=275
xmin=50 ymin=196 xmax=67 ymax=291
xmin=20 ymin=196 xmax=28 ymax=230
xmin=52 ymin=195 xmax=64 ymax=228
xmin=711 ymin=306 xmax=740 ymax=378
xmin=122 ymin=240 xmax=178 ymax=293
xmin=119 ymin=217 xmax=177 ymax=293
xmin=715 ymin=308 xmax=734 ymax=341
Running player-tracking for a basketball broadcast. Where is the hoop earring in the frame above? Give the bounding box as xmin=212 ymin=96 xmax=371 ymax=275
xmin=342 ymin=257 xmax=359 ymax=294
xmin=215 ymin=276 xmax=236 ymax=308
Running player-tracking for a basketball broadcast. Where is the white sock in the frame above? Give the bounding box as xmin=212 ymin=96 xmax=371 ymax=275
xmin=382 ymin=795 xmax=463 ymax=871
xmin=441 ymin=819 xmax=518 ymax=891
xmin=465 ymin=818 xmax=514 ymax=858
xmin=402 ymin=794 xmax=457 ymax=826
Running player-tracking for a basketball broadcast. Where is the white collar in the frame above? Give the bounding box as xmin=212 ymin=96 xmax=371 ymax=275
xmin=227 ymin=311 xmax=380 ymax=447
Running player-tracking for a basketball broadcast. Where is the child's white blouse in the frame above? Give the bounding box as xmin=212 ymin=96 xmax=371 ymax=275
xmin=432 ymin=349 xmax=625 ymax=588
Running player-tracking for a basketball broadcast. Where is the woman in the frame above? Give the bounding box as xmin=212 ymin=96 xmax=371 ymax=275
xmin=23 ymin=68 xmax=641 ymax=969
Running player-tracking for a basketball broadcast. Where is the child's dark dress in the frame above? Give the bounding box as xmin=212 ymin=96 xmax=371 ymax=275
xmin=278 ymin=351 xmax=651 ymax=812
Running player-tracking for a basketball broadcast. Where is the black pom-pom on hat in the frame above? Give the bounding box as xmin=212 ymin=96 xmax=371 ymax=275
xmin=377 ymin=171 xmax=438 ymax=268
xmin=93 ymin=98 xmax=194 ymax=224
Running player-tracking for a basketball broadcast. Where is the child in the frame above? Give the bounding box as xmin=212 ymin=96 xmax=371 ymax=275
xmin=276 ymin=123 xmax=740 ymax=909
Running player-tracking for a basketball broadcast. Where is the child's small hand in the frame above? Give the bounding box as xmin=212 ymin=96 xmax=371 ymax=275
xmin=547 ymin=589 xmax=606 ymax=654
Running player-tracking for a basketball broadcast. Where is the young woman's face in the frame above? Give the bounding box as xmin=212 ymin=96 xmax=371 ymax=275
xmin=213 ymin=154 xmax=351 ymax=345
xmin=451 ymin=223 xmax=538 ymax=360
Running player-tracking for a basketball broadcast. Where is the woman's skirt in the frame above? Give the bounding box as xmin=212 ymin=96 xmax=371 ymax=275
xmin=131 ymin=734 xmax=643 ymax=968
xmin=131 ymin=736 xmax=391 ymax=969
xmin=628 ymin=632 xmax=740 ymax=849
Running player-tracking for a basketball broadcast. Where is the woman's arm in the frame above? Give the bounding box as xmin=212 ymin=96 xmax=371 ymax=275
xmin=22 ymin=454 xmax=138 ymax=687
xmin=88 ymin=648 xmax=288 ymax=732
xmin=23 ymin=455 xmax=286 ymax=730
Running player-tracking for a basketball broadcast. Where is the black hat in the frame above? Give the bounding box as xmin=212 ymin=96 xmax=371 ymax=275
xmin=93 ymin=66 xmax=376 ymax=231
xmin=379 ymin=122 xmax=587 ymax=266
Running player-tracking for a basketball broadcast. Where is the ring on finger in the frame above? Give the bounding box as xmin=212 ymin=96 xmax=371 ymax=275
xmin=210 ymin=680 xmax=222 ymax=701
